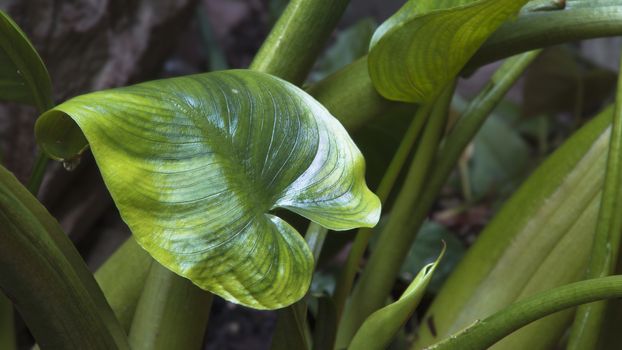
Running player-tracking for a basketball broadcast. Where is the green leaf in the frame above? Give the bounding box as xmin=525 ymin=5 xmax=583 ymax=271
xmin=271 ymin=302 xmax=310 ymax=350
xmin=0 ymin=10 xmax=52 ymax=111
xmin=470 ymin=112 xmax=531 ymax=199
xmin=348 ymin=246 xmax=444 ymax=350
xmin=0 ymin=164 xmax=129 ymax=349
xmin=95 ymin=237 xmax=152 ymax=332
xmin=414 ymin=107 xmax=613 ymax=349
xmin=368 ymin=0 xmax=530 ymax=103
xmin=35 ymin=69 xmax=381 ymax=310
xmin=312 ymin=295 xmax=337 ymax=350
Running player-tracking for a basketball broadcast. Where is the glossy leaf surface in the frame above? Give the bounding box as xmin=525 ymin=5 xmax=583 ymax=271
xmin=0 ymin=10 xmax=52 ymax=111
xmin=368 ymin=0 xmax=529 ymax=103
xmin=35 ymin=69 xmax=380 ymax=309
xmin=349 ymin=246 xmax=444 ymax=350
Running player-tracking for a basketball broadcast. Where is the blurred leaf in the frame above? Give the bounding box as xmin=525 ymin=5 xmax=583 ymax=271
xmin=368 ymin=0 xmax=530 ymax=102
xmin=308 ymin=18 xmax=377 ymax=83
xmin=414 ymin=107 xmax=613 ymax=349
xmin=0 ymin=10 xmax=52 ymax=111
xmin=353 ymin=112 xmax=412 ymax=189
xmin=35 ymin=70 xmax=381 ymax=310
xmin=399 ymin=221 xmax=465 ymax=294
xmin=196 ymin=4 xmax=229 ymax=72
xmin=271 ymin=302 xmax=310 ymax=350
xmin=349 ymin=246 xmax=444 ymax=350
xmin=470 ymin=112 xmax=531 ymax=199
xmin=523 ymin=46 xmax=617 ymax=119
xmin=312 ymin=295 xmax=337 ymax=350
xmin=310 ymin=268 xmax=338 ymax=296
xmin=269 ymin=0 xmax=290 ymax=25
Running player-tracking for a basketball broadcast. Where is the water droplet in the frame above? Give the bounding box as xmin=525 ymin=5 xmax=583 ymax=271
xmin=62 ymin=156 xmax=81 ymax=171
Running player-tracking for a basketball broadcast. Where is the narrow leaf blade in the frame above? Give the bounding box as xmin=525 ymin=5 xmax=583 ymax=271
xmin=348 ymin=246 xmax=445 ymax=350
xmin=0 ymin=10 xmax=52 ymax=111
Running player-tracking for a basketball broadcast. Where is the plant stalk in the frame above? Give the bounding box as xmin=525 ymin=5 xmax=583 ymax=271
xmin=0 ymin=165 xmax=129 ymax=349
xmin=0 ymin=294 xmax=15 ymax=350
xmin=306 ymin=4 xmax=622 ymax=133
xmin=336 ymin=84 xmax=455 ymax=348
xmin=26 ymin=151 xmax=48 ymax=194
xmin=95 ymin=237 xmax=153 ymax=332
xmin=128 ymin=262 xmax=213 ymax=350
xmin=250 ymin=0 xmax=351 ymax=85
xmin=427 ymin=275 xmax=622 ymax=350
xmin=306 ymin=222 xmax=329 ymax=264
xmin=567 ymin=44 xmax=622 ymax=350
xmin=332 ymin=104 xmax=432 ymax=321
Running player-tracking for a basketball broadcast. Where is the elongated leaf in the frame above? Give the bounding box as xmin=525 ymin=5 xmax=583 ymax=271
xmin=0 ymin=10 xmax=52 ymax=111
xmin=368 ymin=0 xmax=530 ymax=102
xmin=271 ymin=301 xmax=310 ymax=350
xmin=349 ymin=246 xmax=444 ymax=350
xmin=413 ymin=107 xmax=613 ymax=349
xmin=95 ymin=237 xmax=152 ymax=331
xmin=35 ymin=69 xmax=380 ymax=310
xmin=312 ymin=295 xmax=337 ymax=350
xmin=0 ymin=165 xmax=128 ymax=349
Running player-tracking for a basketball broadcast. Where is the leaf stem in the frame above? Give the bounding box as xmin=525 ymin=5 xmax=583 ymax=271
xmin=567 ymin=43 xmax=622 ymax=350
xmin=250 ymin=0 xmax=351 ymax=85
xmin=26 ymin=151 xmax=48 ymax=195
xmin=307 ymin=4 xmax=622 ymax=132
xmin=128 ymin=261 xmax=213 ymax=350
xmin=336 ymin=84 xmax=455 ymax=348
xmin=95 ymin=237 xmax=152 ymax=332
xmin=306 ymin=222 xmax=328 ymax=265
xmin=401 ymin=52 xmax=539 ymax=286
xmin=307 ymin=57 xmax=413 ymax=131
xmin=332 ymin=104 xmax=432 ymax=321
xmin=0 ymin=294 xmax=15 ymax=350
xmin=426 ymin=275 xmax=622 ymax=350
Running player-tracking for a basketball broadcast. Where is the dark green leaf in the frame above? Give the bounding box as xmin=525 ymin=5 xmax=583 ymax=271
xmin=470 ymin=112 xmax=531 ymax=199
xmin=35 ymin=69 xmax=381 ymax=309
xmin=0 ymin=10 xmax=52 ymax=111
xmin=0 ymin=165 xmax=128 ymax=349
xmin=312 ymin=295 xmax=337 ymax=350
xmin=309 ymin=18 xmax=377 ymax=83
xmin=271 ymin=302 xmax=310 ymax=350
xmin=399 ymin=221 xmax=465 ymax=294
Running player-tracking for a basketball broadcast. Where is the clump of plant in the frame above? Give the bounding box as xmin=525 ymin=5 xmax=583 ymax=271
xmin=1 ymin=0 xmax=622 ymax=349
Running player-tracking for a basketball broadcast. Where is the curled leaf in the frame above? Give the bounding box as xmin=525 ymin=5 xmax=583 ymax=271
xmin=368 ymin=0 xmax=529 ymax=102
xmin=35 ymin=69 xmax=381 ymax=309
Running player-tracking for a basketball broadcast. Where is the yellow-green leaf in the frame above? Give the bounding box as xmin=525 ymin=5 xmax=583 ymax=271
xmin=0 ymin=10 xmax=52 ymax=111
xmin=368 ymin=0 xmax=529 ymax=103
xmin=349 ymin=246 xmax=444 ymax=350
xmin=35 ymin=69 xmax=381 ymax=310
xmin=413 ymin=107 xmax=613 ymax=349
